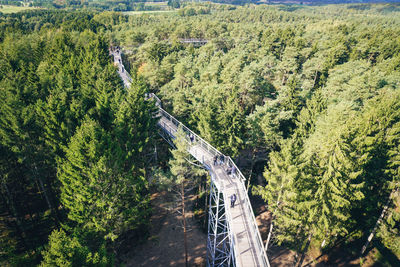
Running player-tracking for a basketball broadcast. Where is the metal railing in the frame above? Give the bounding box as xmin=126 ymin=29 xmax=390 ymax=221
xmin=156 ymin=105 xmax=224 ymax=160
xmin=114 ymin=50 xmax=270 ymax=266
xmin=149 ymin=94 xmax=270 ymax=267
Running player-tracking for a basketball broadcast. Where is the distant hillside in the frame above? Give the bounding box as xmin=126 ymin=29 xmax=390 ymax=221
xmin=260 ymin=0 xmax=400 ymax=4
xmin=209 ymin=0 xmax=400 ymax=5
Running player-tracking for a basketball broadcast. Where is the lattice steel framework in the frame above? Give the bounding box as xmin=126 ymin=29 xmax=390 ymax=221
xmin=206 ymin=179 xmax=236 ymax=267
xmin=157 ymin=118 xmax=236 ymax=267
xmin=114 ymin=51 xmax=270 ymax=267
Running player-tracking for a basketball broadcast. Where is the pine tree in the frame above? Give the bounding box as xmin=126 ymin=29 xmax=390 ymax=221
xmin=168 ymin=127 xmax=206 ymax=267
xmin=256 ymin=134 xmax=305 ymax=247
xmin=41 ymin=229 xmax=112 ymax=267
xmin=58 ymin=118 xmax=150 ymax=241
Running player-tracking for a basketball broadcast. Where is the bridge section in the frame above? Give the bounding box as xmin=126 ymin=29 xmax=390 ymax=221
xmin=154 ymin=97 xmax=270 ymax=267
xmin=111 ymin=48 xmax=270 ymax=267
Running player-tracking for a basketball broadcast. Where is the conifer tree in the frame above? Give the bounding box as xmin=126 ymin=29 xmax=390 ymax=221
xmin=58 ymin=118 xmax=150 ymax=241
xmin=168 ymin=127 xmax=206 ymax=267
xmin=41 ymin=229 xmax=112 ymax=267
xmin=114 ymin=78 xmax=157 ymax=170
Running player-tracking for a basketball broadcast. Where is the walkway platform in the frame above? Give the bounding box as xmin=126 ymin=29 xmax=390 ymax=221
xmin=111 ymin=47 xmax=269 ymax=267
xmin=158 ymin=110 xmax=269 ymax=267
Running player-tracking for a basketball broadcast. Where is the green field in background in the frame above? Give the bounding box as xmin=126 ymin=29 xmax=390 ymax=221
xmin=123 ymin=10 xmax=176 ymax=15
xmin=0 ymin=5 xmax=42 ymax=13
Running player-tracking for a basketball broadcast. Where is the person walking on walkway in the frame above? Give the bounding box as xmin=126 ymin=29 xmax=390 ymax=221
xmin=230 ymin=194 xmax=237 ymax=208
xmin=219 ymin=155 xmax=224 ymax=165
xmin=213 ymin=155 xmax=218 ymax=166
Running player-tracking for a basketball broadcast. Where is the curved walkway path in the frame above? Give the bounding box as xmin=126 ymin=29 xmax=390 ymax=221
xmin=111 ymin=48 xmax=270 ymax=267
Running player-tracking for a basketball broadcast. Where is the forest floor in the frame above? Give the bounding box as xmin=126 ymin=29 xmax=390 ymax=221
xmin=123 ymin=190 xmax=207 ymax=267
xmin=122 ymin=189 xmax=397 ymax=267
xmin=252 ymin=196 xmax=399 ymax=267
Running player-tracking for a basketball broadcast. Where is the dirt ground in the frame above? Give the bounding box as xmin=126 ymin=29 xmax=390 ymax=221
xmin=122 ymin=189 xmax=305 ymax=267
xmin=123 ymin=191 xmax=206 ymax=267
xmin=122 ymin=191 xmax=398 ymax=267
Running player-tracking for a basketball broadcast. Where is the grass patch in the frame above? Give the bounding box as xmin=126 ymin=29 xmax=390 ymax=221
xmin=144 ymin=1 xmax=168 ymax=7
xmin=0 ymin=5 xmax=42 ymax=14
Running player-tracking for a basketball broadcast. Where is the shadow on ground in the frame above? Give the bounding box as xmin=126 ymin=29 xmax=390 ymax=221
xmin=122 ymin=191 xmax=206 ymax=267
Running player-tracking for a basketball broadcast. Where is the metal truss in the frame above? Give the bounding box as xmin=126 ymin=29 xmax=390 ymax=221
xmin=206 ymin=180 xmax=235 ymax=267
xmin=157 ymin=116 xmax=236 ymax=266
xmin=157 ymin=121 xmax=176 ymax=148
xmin=116 ymin=58 xmax=270 ymax=267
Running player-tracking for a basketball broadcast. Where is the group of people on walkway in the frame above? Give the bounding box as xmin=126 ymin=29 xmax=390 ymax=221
xmin=213 ymin=154 xmax=237 ymax=178
xmin=212 ymin=154 xmax=238 ymax=208
xmin=213 ymin=154 xmax=225 ymax=166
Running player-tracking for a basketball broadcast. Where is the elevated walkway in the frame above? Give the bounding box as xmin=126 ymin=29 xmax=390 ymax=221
xmin=156 ymin=102 xmax=270 ymax=267
xmin=111 ymin=48 xmax=270 ymax=267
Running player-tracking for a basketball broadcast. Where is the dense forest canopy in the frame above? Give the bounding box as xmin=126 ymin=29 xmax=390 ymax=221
xmin=110 ymin=2 xmax=400 ymax=262
xmin=0 ymin=2 xmax=399 ymax=266
xmin=0 ymin=10 xmax=157 ymax=265
xmin=2 ymin=0 xmax=400 ymax=12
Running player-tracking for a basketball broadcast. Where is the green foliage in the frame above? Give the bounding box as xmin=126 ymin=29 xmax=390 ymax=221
xmin=169 ymin=127 xmax=206 ymax=185
xmin=0 ymin=10 xmax=156 ymax=264
xmin=113 ymin=4 xmax=400 ymax=257
xmin=40 ymin=229 xmax=112 ymax=267
xmin=2 ymin=2 xmax=400 ymax=264
xmin=58 ymin=89 xmax=154 ymax=240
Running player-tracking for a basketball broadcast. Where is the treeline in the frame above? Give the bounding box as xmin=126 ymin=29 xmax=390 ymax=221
xmin=6 ymin=0 xmax=170 ymax=12
xmin=0 ymin=10 xmax=156 ymax=265
xmin=112 ymin=3 xmax=400 ymax=262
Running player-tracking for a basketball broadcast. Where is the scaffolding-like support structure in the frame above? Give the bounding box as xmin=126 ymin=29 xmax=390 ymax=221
xmin=114 ymin=50 xmax=270 ymax=267
xmin=206 ymin=179 xmax=235 ymax=267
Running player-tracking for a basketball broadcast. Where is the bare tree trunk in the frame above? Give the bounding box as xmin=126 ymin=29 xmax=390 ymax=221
xmin=265 ymin=222 xmax=273 ymax=252
xmin=181 ymin=182 xmax=188 ymax=267
xmin=33 ymin=163 xmax=52 ymax=211
xmin=265 ymin=183 xmax=285 ymax=253
xmin=154 ymin=144 xmax=157 ymax=163
xmin=33 ymin=164 xmax=60 ymax=224
xmin=312 ymin=70 xmax=318 ymax=89
xmin=204 ymin=181 xmax=208 ymax=229
xmin=247 ymin=152 xmax=256 ymax=193
xmin=297 ymin=232 xmax=313 ymax=267
xmin=360 ymin=188 xmax=398 ymax=256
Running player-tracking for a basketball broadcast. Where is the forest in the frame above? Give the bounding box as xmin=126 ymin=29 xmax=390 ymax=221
xmin=1 ymin=2 xmax=400 ymax=266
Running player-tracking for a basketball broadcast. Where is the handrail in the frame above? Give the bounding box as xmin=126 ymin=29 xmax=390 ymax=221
xmin=150 ymin=94 xmax=270 ymax=267
xmin=113 ymin=49 xmax=269 ymax=267
xmin=156 ymin=105 xmax=225 ymax=161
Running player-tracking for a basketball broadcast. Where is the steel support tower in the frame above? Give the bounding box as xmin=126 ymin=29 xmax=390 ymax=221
xmin=206 ymin=179 xmax=236 ymax=267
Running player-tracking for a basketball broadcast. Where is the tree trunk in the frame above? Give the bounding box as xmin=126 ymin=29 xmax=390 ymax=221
xmin=204 ymin=181 xmax=208 ymax=229
xmin=297 ymin=232 xmax=312 ymax=267
xmin=281 ymin=73 xmax=286 ymax=85
xmin=181 ymin=182 xmax=189 ymax=267
xmin=247 ymin=152 xmax=256 ymax=193
xmin=265 ymin=222 xmax=274 ymax=252
xmin=312 ymin=70 xmax=318 ymax=89
xmin=154 ymin=144 xmax=158 ymax=163
xmin=33 ymin=163 xmax=52 ymax=211
xmin=33 ymin=163 xmax=60 ymax=224
xmin=360 ymin=188 xmax=398 ymax=256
